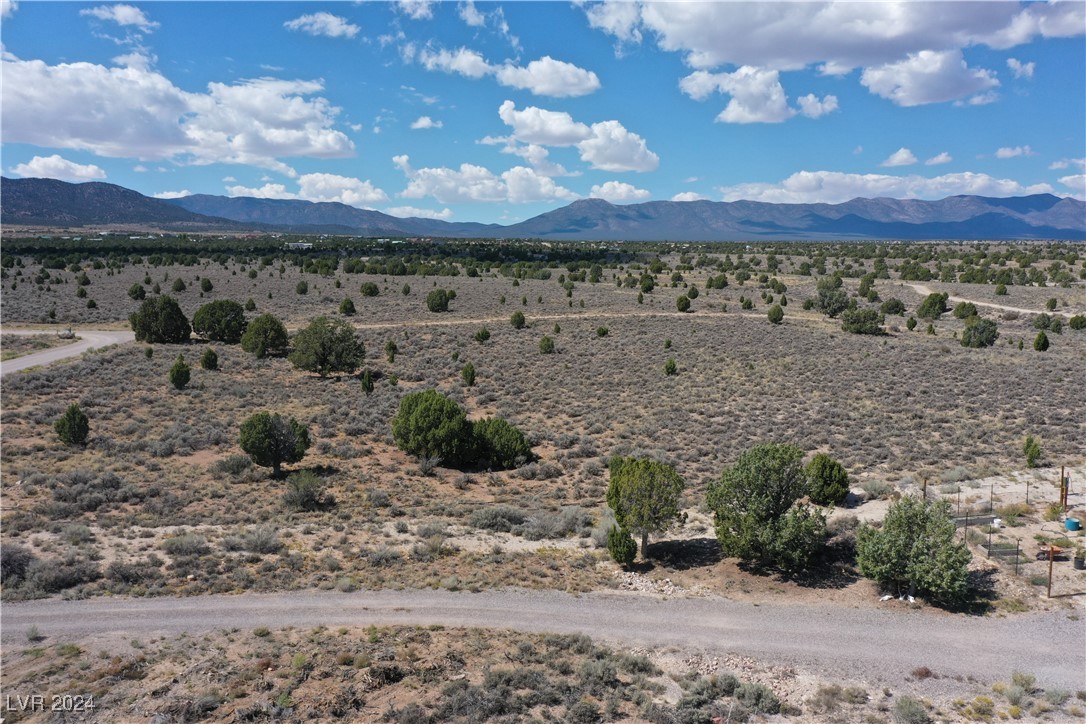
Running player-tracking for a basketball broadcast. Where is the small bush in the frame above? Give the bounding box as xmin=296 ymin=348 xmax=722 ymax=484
xmin=470 ymin=505 xmax=527 ymax=532
xmin=953 ymin=301 xmax=977 ymax=319
xmin=162 ymin=533 xmax=210 ymax=557
xmin=881 ymin=298 xmax=906 ymax=315
xmin=283 ymin=470 xmax=332 ymax=511
xmin=893 ymin=695 xmax=931 ymax=724
xmin=360 ymin=282 xmax=379 ymax=297
xmin=461 ymin=362 xmax=476 ymax=386
xmin=510 ymin=311 xmax=526 ymax=329
xmin=735 ymin=682 xmax=780 ymax=715
xmin=242 ymin=525 xmax=283 ymax=554
xmin=200 ymin=348 xmax=218 ymax=370
xmin=169 ymin=354 xmax=191 ymax=390
xmin=806 ymin=453 xmax=850 ymax=506
xmin=539 ymin=335 xmax=555 ymax=354
xmin=606 ymin=526 xmax=637 ymax=567
xmin=767 ymin=304 xmax=784 ymax=324
xmin=961 ymin=317 xmax=999 ymax=348
xmin=426 ymin=288 xmax=450 ymax=312
xmin=676 ymin=295 xmax=691 ymax=312
xmin=474 ymin=417 xmax=532 ymax=469
xmin=212 ymin=454 xmax=252 ymax=476
xmin=54 ymin=403 xmax=89 ymax=445
xmin=916 ymin=292 xmax=948 ymax=320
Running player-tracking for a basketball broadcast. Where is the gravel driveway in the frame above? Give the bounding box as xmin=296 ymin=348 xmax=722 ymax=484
xmin=0 ymin=329 xmax=134 ymax=377
xmin=4 ymin=589 xmax=1083 ymax=691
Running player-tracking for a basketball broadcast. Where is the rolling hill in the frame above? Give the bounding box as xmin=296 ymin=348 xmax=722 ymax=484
xmin=3 ymin=177 xmax=1083 ymax=240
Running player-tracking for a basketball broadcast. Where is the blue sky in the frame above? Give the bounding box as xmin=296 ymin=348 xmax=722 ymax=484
xmin=2 ymin=1 xmax=1084 ymax=224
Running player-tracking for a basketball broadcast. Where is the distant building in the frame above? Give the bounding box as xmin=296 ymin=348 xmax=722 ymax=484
xmin=285 ymin=242 xmax=314 ymax=250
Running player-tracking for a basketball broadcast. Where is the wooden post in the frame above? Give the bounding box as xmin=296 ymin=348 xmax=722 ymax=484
xmin=957 ymin=488 xmax=961 ymax=516
xmin=1015 ymin=540 xmax=1020 ymax=576
xmin=1047 ymin=546 xmax=1054 ymax=599
xmin=1061 ymin=465 xmax=1066 ymax=507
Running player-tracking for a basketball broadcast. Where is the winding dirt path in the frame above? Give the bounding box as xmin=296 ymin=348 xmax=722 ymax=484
xmin=903 ymin=283 xmax=1080 ymax=318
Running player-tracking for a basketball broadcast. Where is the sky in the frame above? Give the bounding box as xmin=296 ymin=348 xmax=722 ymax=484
xmin=1 ymin=1 xmax=1084 ymax=225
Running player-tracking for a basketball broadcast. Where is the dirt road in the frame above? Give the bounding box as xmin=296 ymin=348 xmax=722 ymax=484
xmin=903 ymin=283 xmax=1080 ymax=318
xmin=3 ymin=589 xmax=1083 ymax=691
xmin=0 ymin=329 xmax=134 ymax=378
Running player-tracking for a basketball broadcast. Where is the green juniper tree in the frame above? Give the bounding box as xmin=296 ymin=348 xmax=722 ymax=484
xmin=856 ymin=496 xmax=970 ymax=607
xmin=606 ymin=457 xmax=686 ymax=558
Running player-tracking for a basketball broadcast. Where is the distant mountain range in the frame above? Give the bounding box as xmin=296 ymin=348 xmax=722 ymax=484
xmin=3 ymin=177 xmax=1084 ymax=241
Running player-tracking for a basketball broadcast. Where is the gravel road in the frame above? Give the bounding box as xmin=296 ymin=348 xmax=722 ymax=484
xmin=0 ymin=329 xmax=134 ymax=378
xmin=3 ymin=590 xmax=1083 ymax=691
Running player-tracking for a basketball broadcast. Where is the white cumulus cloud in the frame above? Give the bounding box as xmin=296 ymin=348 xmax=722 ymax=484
xmin=410 ymin=115 xmax=443 ymax=130
xmin=494 ymin=56 xmax=601 ymax=98
xmin=10 ymin=154 xmax=106 ymax=181
xmin=577 ymin=120 xmax=659 ymax=172
xmin=925 ymin=152 xmax=953 ymax=166
xmin=458 ymin=1 xmax=485 ymax=28
xmin=680 ymin=67 xmax=794 ymax=123
xmin=584 ymin=1 xmax=1083 ymax=108
xmin=1058 ymin=174 xmax=1086 ymax=196
xmin=1049 ymin=157 xmax=1086 ymax=171
xmin=284 ymin=13 xmax=360 ymax=39
xmin=496 ymin=101 xmax=658 ymax=172
xmin=797 ymin=93 xmax=839 ymax=118
xmin=225 ymin=174 xmax=387 ymax=206
xmin=413 ymin=45 xmax=599 ymax=97
xmin=672 ymin=191 xmax=709 ymax=202
xmin=585 ymin=2 xmax=1082 ymax=71
xmin=881 ymin=148 xmax=918 ymax=167
xmin=497 ymin=100 xmax=591 ymax=146
xmin=393 ymin=154 xmax=577 ymax=204
xmin=860 ymin=50 xmax=999 ymax=107
xmin=152 ymin=189 xmax=191 ymax=199
xmin=417 ymin=46 xmax=493 ymax=78
xmin=1 ymin=55 xmax=355 ymax=173
xmin=995 ymin=145 xmax=1032 ymax=159
xmin=80 ymin=4 xmax=158 ymax=31
xmin=717 ymin=170 xmax=1055 ymax=204
xmin=385 ymin=205 xmax=453 ymax=220
xmin=396 ymin=0 xmax=434 ymax=21
xmin=2 ymin=0 xmax=18 ymax=19
xmin=226 ymin=183 xmax=295 ymax=199
xmin=589 ymin=181 xmax=651 ymax=203
xmin=1006 ymin=57 xmax=1035 ymax=79
xmin=296 ymin=173 xmax=388 ymax=206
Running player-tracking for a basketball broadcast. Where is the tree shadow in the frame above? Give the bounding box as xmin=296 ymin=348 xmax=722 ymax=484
xmin=958 ymin=567 xmax=1000 ymax=616
xmin=645 ymin=537 xmax=725 ymax=571
xmin=785 ymin=559 xmax=860 ymax=590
